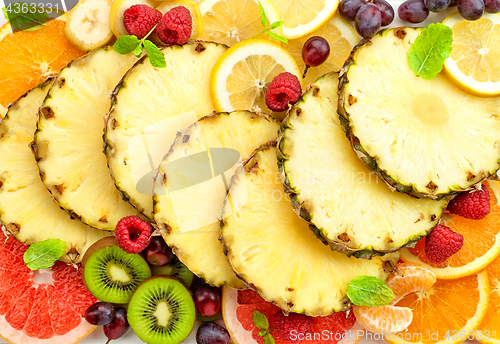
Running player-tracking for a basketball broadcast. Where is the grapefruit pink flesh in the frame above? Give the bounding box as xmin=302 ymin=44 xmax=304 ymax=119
xmin=0 ymin=235 xmax=97 ymax=344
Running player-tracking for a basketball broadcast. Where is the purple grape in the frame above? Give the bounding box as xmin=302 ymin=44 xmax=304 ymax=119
xmin=84 ymin=302 xmax=115 ymax=326
xmin=373 ymin=0 xmax=395 ymax=26
xmin=424 ymin=0 xmax=452 ymax=11
xmin=194 ymin=285 xmax=222 ymax=318
xmin=143 ymin=236 xmax=175 ymax=267
xmin=196 ymin=322 xmax=230 ymax=344
xmin=457 ymin=0 xmax=484 ymax=19
xmin=302 ymin=36 xmax=330 ymax=67
xmin=339 ymin=0 xmax=368 ymax=21
xmin=398 ymin=0 xmax=430 ymax=23
xmin=484 ymin=0 xmax=500 ymax=12
xmin=355 ymin=3 xmax=382 ymax=38
xmin=103 ymin=308 xmax=130 ymax=342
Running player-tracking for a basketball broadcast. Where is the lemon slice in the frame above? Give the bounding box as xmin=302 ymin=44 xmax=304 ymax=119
xmin=210 ymin=39 xmax=301 ymax=119
xmin=284 ymin=14 xmax=359 ymax=87
xmin=443 ymin=12 xmax=500 ymax=96
xmin=198 ymin=0 xmax=281 ymax=47
xmin=268 ymin=0 xmax=340 ymax=39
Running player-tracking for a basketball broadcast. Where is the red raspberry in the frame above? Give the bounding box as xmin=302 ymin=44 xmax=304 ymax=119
xmin=115 ymin=216 xmax=153 ymax=254
xmin=272 ymin=310 xmax=314 ymax=344
xmin=123 ymin=4 xmax=162 ymax=39
xmin=425 ymin=224 xmax=464 ymax=264
xmin=446 ymin=183 xmax=490 ymax=220
xmin=156 ymin=6 xmax=192 ymax=45
xmin=265 ymin=72 xmax=302 ymax=112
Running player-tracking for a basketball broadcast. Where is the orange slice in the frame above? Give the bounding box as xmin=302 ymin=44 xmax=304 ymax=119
xmin=401 ymin=180 xmax=500 ymax=279
xmin=476 ymin=255 xmax=500 ymax=344
xmin=0 ymin=18 xmax=84 ymax=119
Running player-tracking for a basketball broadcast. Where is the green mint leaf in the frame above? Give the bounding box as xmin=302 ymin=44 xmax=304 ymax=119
xmin=23 ymin=239 xmax=66 ymax=270
xmin=252 ymin=310 xmax=269 ymax=330
xmin=268 ymin=21 xmax=283 ymax=30
xmin=4 ymin=3 xmax=49 ymax=32
xmin=113 ymin=35 xmax=141 ymax=55
xmin=257 ymin=1 xmax=267 ymax=28
xmin=263 ymin=333 xmax=276 ymax=344
xmin=134 ymin=43 xmax=144 ymax=58
xmin=408 ymin=23 xmax=453 ymax=80
xmin=144 ymin=40 xmax=166 ymax=68
xmin=266 ymin=31 xmax=288 ymax=44
xmin=347 ymin=275 xmax=395 ymax=307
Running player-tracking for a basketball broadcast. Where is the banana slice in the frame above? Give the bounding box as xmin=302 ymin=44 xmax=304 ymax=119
xmin=109 ymin=0 xmax=160 ymax=38
xmin=150 ymin=0 xmax=203 ymax=45
xmin=65 ymin=0 xmax=114 ymax=52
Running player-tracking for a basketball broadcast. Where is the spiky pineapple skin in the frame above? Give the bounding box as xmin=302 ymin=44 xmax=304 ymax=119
xmin=337 ymin=27 xmax=500 ymax=199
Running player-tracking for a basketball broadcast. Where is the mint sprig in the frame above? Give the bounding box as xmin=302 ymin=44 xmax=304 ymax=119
xmin=407 ymin=23 xmax=453 ymax=80
xmin=346 ymin=275 xmax=395 ymax=307
xmin=253 ymin=310 xmax=276 ymax=344
xmin=113 ymin=25 xmax=166 ymax=68
xmin=252 ymin=1 xmax=287 ymax=44
xmin=2 ymin=2 xmax=50 ymax=32
xmin=23 ymin=239 xmax=66 ymax=270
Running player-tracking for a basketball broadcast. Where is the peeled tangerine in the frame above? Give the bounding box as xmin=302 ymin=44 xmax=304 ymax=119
xmin=65 ymin=0 xmax=114 ymax=52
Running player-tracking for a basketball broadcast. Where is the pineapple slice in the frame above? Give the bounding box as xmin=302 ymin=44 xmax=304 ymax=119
xmin=222 ymin=144 xmax=399 ymax=316
xmin=0 ymin=81 xmax=111 ymax=263
xmin=338 ymin=27 xmax=500 ymax=199
xmin=153 ymin=110 xmax=279 ymax=288
xmin=34 ymin=47 xmax=141 ymax=230
xmin=105 ymin=42 xmax=227 ymax=218
xmin=278 ymin=72 xmax=447 ymax=257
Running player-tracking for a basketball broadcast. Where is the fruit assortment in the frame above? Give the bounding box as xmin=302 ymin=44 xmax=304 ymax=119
xmin=0 ymin=0 xmax=500 ymax=344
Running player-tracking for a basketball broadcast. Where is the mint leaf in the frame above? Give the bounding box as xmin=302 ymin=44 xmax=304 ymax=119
xmin=267 ymin=31 xmax=288 ymax=44
xmin=3 ymin=3 xmax=49 ymax=32
xmin=347 ymin=275 xmax=395 ymax=307
xmin=252 ymin=310 xmax=269 ymax=330
xmin=408 ymin=23 xmax=453 ymax=80
xmin=263 ymin=333 xmax=275 ymax=344
xmin=144 ymin=40 xmax=166 ymax=68
xmin=257 ymin=1 xmax=267 ymax=28
xmin=23 ymin=239 xmax=66 ymax=270
xmin=113 ymin=35 xmax=141 ymax=54
xmin=134 ymin=43 xmax=144 ymax=58
xmin=268 ymin=21 xmax=283 ymax=30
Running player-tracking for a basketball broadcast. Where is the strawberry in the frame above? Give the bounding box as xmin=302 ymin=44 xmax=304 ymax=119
xmin=446 ymin=183 xmax=490 ymax=220
xmin=273 ymin=310 xmax=314 ymax=344
xmin=425 ymin=224 xmax=464 ymax=264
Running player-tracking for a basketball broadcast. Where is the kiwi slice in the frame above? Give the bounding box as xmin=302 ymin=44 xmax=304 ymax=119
xmin=83 ymin=237 xmax=151 ymax=303
xmin=128 ymin=276 xmax=196 ymax=344
xmin=151 ymin=259 xmax=194 ymax=287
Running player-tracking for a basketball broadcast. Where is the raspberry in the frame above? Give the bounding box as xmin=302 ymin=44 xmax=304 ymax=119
xmin=114 ymin=216 xmax=153 ymax=254
xmin=446 ymin=183 xmax=490 ymax=220
xmin=425 ymin=224 xmax=464 ymax=264
xmin=156 ymin=6 xmax=192 ymax=45
xmin=265 ymin=72 xmax=302 ymax=112
xmin=272 ymin=310 xmax=314 ymax=344
xmin=123 ymin=4 xmax=162 ymax=39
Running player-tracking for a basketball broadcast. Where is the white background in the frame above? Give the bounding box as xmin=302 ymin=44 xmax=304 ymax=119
xmin=0 ymin=1 xmax=481 ymax=344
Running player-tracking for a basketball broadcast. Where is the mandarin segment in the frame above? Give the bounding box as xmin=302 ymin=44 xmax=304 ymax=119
xmin=353 ymin=305 xmax=413 ymax=334
xmin=0 ymin=19 xmax=84 ymax=116
xmin=387 ymin=264 xmax=437 ymax=303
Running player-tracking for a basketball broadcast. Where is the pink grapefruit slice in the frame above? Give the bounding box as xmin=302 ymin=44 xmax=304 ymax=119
xmin=0 ymin=235 xmax=97 ymax=344
xmin=222 ymin=287 xmax=363 ymax=344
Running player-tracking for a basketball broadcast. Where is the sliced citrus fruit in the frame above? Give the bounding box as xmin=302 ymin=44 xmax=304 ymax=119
xmin=222 ymin=287 xmax=363 ymax=344
xmin=210 ymin=39 xmax=301 ymax=120
xmin=385 ymin=270 xmax=489 ymax=344
xmin=442 ymin=12 xmax=500 ymax=96
xmin=0 ymin=18 xmax=84 ymax=119
xmin=284 ymin=14 xmax=359 ymax=87
xmin=267 ymin=0 xmax=340 ymax=39
xmin=198 ymin=0 xmax=281 ymax=46
xmin=476 ymin=255 xmax=500 ymax=344
xmin=0 ymin=236 xmax=97 ymax=344
xmin=387 ymin=263 xmax=437 ymax=302
xmin=401 ymin=180 xmax=500 ymax=279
